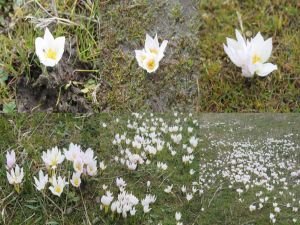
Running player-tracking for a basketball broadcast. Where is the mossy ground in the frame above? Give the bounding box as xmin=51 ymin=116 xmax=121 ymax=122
xmin=0 ymin=113 xmax=299 ymax=224
xmin=0 ymin=0 xmax=299 ymax=112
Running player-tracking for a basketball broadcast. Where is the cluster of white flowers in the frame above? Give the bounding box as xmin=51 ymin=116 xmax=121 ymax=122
xmin=32 ymin=143 xmax=98 ymax=197
xmin=112 ymin=113 xmax=198 ymax=176
xmin=224 ymin=30 xmax=277 ymax=77
xmin=64 ymin=143 xmax=98 ymax=181
xmin=195 ymin=134 xmax=300 ymax=224
xmin=6 ymin=150 xmax=24 ymax=193
xmin=36 ymin=26 xmax=278 ymax=81
xmin=4 ymin=114 xmax=299 ymax=224
xmin=141 ymin=194 xmax=156 ymax=213
xmin=100 ymin=177 xmax=156 ymax=219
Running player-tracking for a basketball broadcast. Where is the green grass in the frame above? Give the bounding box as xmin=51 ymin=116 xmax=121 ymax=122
xmin=0 ymin=113 xmax=300 ymax=224
xmin=0 ymin=0 xmax=299 ymax=112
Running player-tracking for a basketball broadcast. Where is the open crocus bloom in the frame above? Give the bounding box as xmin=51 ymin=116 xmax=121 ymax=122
xmin=7 ymin=164 xmax=24 ymax=185
xmin=49 ymin=176 xmax=67 ymax=197
xmin=101 ymin=191 xmax=114 ymax=206
xmin=86 ymin=159 xmax=98 ymax=176
xmin=35 ymin=28 xmax=65 ymax=67
xmin=244 ymin=32 xmax=278 ymax=77
xmin=143 ymin=53 xmax=160 ymax=73
xmin=70 ymin=172 xmax=81 ymax=188
xmin=135 ymin=33 xmax=168 ymax=73
xmin=224 ymin=30 xmax=277 ymax=78
xmin=34 ymin=170 xmax=48 ymax=191
xmin=135 ymin=50 xmax=160 ymax=73
xmin=42 ymin=147 xmax=65 ymax=170
xmin=64 ymin=143 xmax=84 ymax=162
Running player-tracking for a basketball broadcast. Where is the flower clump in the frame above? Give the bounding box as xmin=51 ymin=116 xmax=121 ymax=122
xmin=6 ymin=150 xmax=24 ymax=193
xmin=135 ymin=34 xmax=168 ymax=73
xmin=34 ymin=143 xmax=98 ymax=197
xmin=100 ymin=177 xmax=156 ymax=219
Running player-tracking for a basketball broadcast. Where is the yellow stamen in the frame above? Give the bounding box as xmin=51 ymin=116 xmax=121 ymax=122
xmin=146 ymin=59 xmax=156 ymax=71
xmin=252 ymin=54 xmax=261 ymax=64
xmin=54 ymin=186 xmax=61 ymax=193
xmin=45 ymin=48 xmax=57 ymax=60
xmin=75 ymin=163 xmax=82 ymax=171
xmin=51 ymin=159 xmax=58 ymax=166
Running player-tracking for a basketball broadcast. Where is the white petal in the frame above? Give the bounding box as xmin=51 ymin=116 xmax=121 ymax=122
xmin=250 ymin=32 xmax=265 ymax=54
xmin=54 ymin=36 xmax=65 ymax=62
xmin=226 ymin=37 xmax=239 ymax=49
xmin=224 ymin=44 xmax=241 ymax=67
xmin=145 ymin=34 xmax=154 ymax=49
xmin=44 ymin=28 xmax=55 ymax=43
xmin=159 ymin=40 xmax=168 ymax=55
xmin=251 ymin=32 xmax=264 ymax=46
xmin=154 ymin=34 xmax=159 ymax=46
xmin=256 ymin=63 xmax=277 ymax=77
xmin=260 ymin=38 xmax=273 ymax=62
xmin=143 ymin=56 xmax=159 ymax=73
xmin=235 ymin=29 xmax=246 ymax=46
xmin=135 ymin=50 xmax=147 ymax=67
xmin=35 ymin=37 xmax=46 ymax=60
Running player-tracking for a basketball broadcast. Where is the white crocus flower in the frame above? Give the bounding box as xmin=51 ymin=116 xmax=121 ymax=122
xmin=86 ymin=159 xmax=98 ymax=176
xmin=7 ymin=164 xmax=24 ymax=193
xmin=99 ymin=161 xmax=107 ymax=171
xmin=6 ymin=150 xmax=16 ymax=169
xmin=249 ymin=204 xmax=256 ymax=212
xmin=175 ymin=212 xmax=182 ymax=221
xmin=34 ymin=170 xmax=48 ymax=191
xmin=83 ymin=148 xmax=96 ymax=164
xmin=135 ymin=33 xmax=168 ymax=73
xmin=164 ymin=184 xmax=173 ymax=193
xmin=186 ymin=193 xmax=193 ymax=201
xmin=116 ymin=177 xmax=127 ymax=189
xmin=64 ymin=143 xmax=83 ymax=162
xmin=73 ymin=158 xmax=84 ymax=174
xmin=130 ymin=207 xmax=136 ymax=216
xmin=70 ymin=172 xmax=81 ymax=188
xmin=35 ymin=27 xmax=65 ymax=67
xmin=101 ymin=191 xmax=114 ymax=214
xmin=224 ymin=29 xmax=277 ymax=77
xmin=244 ymin=32 xmax=277 ymax=77
xmin=141 ymin=53 xmax=160 ymax=73
xmin=49 ymin=176 xmax=67 ymax=197
xmin=7 ymin=164 xmax=24 ymax=185
xmin=42 ymin=147 xmax=65 ymax=170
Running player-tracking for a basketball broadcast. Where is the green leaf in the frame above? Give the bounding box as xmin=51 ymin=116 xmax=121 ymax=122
xmin=0 ymin=68 xmax=8 ymax=86
xmin=3 ymin=101 xmax=16 ymax=113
